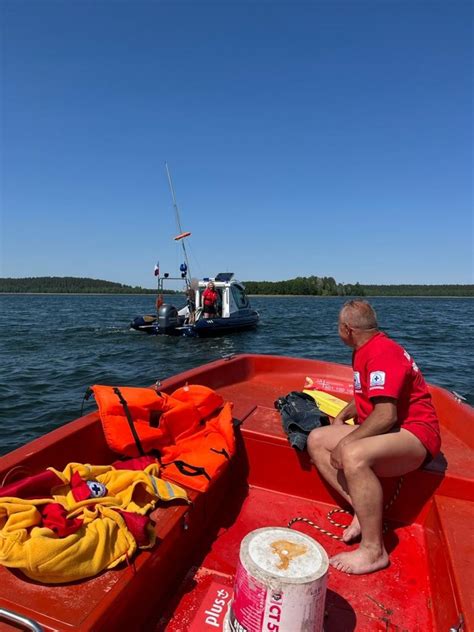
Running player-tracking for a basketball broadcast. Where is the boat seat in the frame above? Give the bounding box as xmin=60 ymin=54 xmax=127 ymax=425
xmin=236 ymin=404 xmax=474 ymax=528
xmin=150 ymin=488 xmax=199 ymax=541
xmin=241 ymin=403 xmax=473 ymax=483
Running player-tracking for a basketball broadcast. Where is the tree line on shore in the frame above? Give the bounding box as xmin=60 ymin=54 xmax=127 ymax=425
xmin=0 ymin=277 xmax=156 ymax=294
xmin=245 ymin=278 xmax=474 ymax=297
xmin=0 ymin=276 xmax=472 ymax=297
xmin=244 ymin=276 xmax=365 ymax=296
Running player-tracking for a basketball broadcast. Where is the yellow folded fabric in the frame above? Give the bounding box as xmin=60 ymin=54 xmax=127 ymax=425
xmin=302 ymin=388 xmax=355 ymax=425
xmin=0 ymin=461 xmax=188 ymax=583
xmin=0 ymin=501 xmax=136 ymax=583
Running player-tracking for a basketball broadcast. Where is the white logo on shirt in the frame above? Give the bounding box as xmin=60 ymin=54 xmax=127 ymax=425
xmin=369 ymin=371 xmax=386 ymax=389
xmin=403 ymin=348 xmax=419 ymax=372
xmin=353 ymin=371 xmax=361 ymax=391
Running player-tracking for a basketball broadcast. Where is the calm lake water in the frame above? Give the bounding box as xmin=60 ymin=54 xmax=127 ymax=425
xmin=0 ymin=294 xmax=472 ymax=456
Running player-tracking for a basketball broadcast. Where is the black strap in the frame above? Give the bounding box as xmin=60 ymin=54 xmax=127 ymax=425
xmin=168 ymin=460 xmax=211 ymax=481
xmin=113 ymin=387 xmax=145 ymax=456
xmin=210 ymin=447 xmax=230 ymax=460
xmin=149 ymin=410 xmax=162 ymax=428
xmin=149 ymin=449 xmax=162 ymax=462
xmin=80 ymin=387 xmax=94 ymax=417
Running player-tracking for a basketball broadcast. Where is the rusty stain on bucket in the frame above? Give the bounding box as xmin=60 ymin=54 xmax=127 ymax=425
xmin=270 ymin=539 xmax=307 ymax=570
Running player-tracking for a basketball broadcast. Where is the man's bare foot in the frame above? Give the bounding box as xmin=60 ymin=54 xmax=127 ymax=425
xmin=329 ymin=545 xmax=389 ymax=575
xmin=342 ymin=516 xmax=361 ymax=543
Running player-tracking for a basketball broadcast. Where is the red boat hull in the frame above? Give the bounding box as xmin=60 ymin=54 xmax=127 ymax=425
xmin=0 ymin=354 xmax=472 ymax=631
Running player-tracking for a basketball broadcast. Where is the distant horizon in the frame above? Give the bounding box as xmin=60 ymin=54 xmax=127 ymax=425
xmin=1 ymin=275 xmax=472 ymax=291
xmin=1 ymin=2 xmax=472 ymax=286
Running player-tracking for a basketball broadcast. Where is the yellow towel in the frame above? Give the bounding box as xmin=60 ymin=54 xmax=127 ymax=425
xmin=0 ymin=500 xmax=136 ymax=583
xmin=0 ymin=461 xmax=188 ymax=583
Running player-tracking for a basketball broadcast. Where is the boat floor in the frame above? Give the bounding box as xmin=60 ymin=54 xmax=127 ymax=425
xmin=159 ymin=486 xmax=433 ymax=632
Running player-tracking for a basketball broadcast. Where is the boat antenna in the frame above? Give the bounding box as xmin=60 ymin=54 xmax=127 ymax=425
xmin=165 ymin=162 xmax=191 ymax=285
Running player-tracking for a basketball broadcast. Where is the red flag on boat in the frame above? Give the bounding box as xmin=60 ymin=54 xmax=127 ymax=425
xmin=154 ymin=262 xmax=160 ymax=276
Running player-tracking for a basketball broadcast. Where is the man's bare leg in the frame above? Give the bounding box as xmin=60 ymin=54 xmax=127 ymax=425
xmin=306 ymin=425 xmax=357 ymax=506
xmin=329 ymin=429 xmax=427 ymax=574
xmin=331 ymin=461 xmax=388 ymax=574
xmin=307 ymin=425 xmax=361 ymax=542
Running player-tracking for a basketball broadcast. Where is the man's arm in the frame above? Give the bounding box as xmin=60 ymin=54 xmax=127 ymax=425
xmin=330 ymin=397 xmax=397 ymax=469
xmin=332 ymin=399 xmax=357 ymax=425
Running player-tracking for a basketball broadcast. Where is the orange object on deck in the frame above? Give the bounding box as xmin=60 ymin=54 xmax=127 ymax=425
xmin=90 ymin=384 xmax=235 ymax=492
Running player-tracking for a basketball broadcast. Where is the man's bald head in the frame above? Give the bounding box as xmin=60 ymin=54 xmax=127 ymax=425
xmin=340 ymin=300 xmax=378 ymax=331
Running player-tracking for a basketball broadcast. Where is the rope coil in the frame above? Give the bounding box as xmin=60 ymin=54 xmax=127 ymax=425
xmin=288 ymin=476 xmax=403 ymax=542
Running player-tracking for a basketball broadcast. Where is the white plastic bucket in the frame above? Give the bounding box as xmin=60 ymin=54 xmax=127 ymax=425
xmin=225 ymin=527 xmax=328 ymax=632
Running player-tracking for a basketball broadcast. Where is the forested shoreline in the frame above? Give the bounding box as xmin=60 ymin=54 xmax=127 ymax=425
xmin=0 ymin=277 xmax=157 ymax=294
xmin=0 ymin=276 xmax=472 ymax=297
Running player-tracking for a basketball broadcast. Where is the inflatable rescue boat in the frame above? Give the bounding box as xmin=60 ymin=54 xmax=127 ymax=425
xmin=130 ymin=273 xmax=259 ymax=336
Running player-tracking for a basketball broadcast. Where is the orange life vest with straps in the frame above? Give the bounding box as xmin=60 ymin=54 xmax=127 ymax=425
xmin=91 ymin=384 xmax=235 ymax=492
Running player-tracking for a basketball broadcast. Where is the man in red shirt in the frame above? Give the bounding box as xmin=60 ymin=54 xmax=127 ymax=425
xmin=307 ymin=300 xmax=440 ymax=574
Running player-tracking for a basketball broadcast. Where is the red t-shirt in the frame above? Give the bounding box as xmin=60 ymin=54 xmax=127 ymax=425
xmin=352 ymin=332 xmax=440 ymax=455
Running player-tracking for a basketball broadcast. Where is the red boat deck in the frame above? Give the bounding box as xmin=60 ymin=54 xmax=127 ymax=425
xmin=159 ymin=356 xmax=473 ymax=632
xmin=0 ymin=354 xmax=472 ymax=631
xmin=159 ymin=428 xmax=469 ymax=630
xmin=162 ymin=488 xmax=433 ymax=631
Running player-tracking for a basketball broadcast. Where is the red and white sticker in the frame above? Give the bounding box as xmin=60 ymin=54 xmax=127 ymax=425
xmin=188 ymin=581 xmax=233 ymax=631
xmin=306 ymin=377 xmax=353 ymax=396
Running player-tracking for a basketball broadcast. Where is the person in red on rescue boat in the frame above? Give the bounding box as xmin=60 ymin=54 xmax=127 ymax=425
xmin=202 ymin=281 xmax=218 ymax=319
xmin=307 ymin=300 xmax=441 ymax=575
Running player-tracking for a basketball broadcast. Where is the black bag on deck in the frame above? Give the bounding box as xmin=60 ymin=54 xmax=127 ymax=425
xmin=274 ymin=391 xmax=330 ymax=451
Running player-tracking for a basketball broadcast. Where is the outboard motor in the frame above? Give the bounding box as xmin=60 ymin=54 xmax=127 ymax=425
xmin=158 ymin=304 xmax=179 ymax=332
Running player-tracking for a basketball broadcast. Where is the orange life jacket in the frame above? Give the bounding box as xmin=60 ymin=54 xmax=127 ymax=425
xmin=202 ymin=288 xmax=218 ymax=307
xmin=91 ymin=384 xmax=235 ymax=492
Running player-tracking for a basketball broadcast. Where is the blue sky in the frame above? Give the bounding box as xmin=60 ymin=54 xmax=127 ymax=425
xmin=1 ymin=0 xmax=472 ymax=288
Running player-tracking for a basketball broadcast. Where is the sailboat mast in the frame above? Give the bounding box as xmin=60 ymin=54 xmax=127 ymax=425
xmin=165 ymin=162 xmax=191 ymax=283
